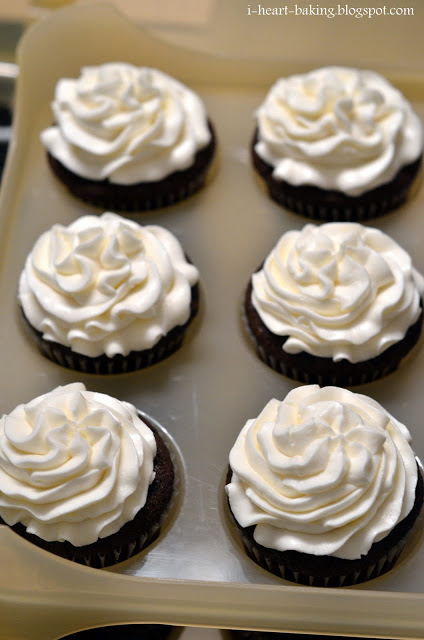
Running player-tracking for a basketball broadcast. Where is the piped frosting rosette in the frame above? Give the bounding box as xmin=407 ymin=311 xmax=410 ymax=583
xmin=40 ymin=63 xmax=212 ymax=185
xmin=254 ymin=66 xmax=422 ymax=196
xmin=0 ymin=383 xmax=157 ymax=547
xmin=226 ymin=385 xmax=419 ymax=561
xmin=18 ymin=212 xmax=199 ymax=370
xmin=251 ymin=222 xmax=424 ymax=364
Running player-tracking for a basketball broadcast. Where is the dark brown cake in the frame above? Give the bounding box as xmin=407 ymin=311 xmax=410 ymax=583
xmin=47 ymin=122 xmax=217 ymax=212
xmin=251 ymin=129 xmax=422 ymax=221
xmin=226 ymin=466 xmax=424 ymax=588
xmin=244 ymin=277 xmax=424 ymax=386
xmin=1 ymin=420 xmax=175 ymax=569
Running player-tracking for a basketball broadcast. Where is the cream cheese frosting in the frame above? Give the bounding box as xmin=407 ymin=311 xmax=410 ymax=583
xmin=254 ymin=66 xmax=423 ymax=196
xmin=226 ymin=385 xmax=418 ymax=559
xmin=0 ymin=383 xmax=157 ymax=546
xmin=251 ymin=222 xmax=424 ymax=363
xmin=19 ymin=212 xmax=199 ymax=358
xmin=40 ymin=63 xmax=212 ymax=184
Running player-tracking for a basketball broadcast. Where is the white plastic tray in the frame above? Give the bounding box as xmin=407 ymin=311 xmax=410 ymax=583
xmin=1 ymin=4 xmax=424 ymax=639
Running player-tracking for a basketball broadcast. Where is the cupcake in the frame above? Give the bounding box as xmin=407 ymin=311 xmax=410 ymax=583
xmin=40 ymin=63 xmax=217 ymax=211
xmin=18 ymin=212 xmax=200 ymax=374
xmin=244 ymin=222 xmax=424 ymax=386
xmin=251 ymin=67 xmax=422 ymax=220
xmin=0 ymin=383 xmax=175 ymax=568
xmin=225 ymin=385 xmax=424 ymax=587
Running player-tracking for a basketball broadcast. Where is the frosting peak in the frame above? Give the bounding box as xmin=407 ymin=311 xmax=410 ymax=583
xmin=226 ymin=385 xmax=417 ymax=559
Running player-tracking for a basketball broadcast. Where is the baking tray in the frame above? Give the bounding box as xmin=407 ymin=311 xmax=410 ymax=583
xmin=1 ymin=4 xmax=424 ymax=639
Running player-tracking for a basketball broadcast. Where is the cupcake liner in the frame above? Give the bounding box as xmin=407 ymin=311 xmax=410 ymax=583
xmin=226 ymin=465 xmax=424 ymax=588
xmin=1 ymin=421 xmax=177 ymax=569
xmin=251 ymin=130 xmax=422 ymax=221
xmin=238 ymin=531 xmax=407 ymax=588
xmin=51 ymin=160 xmax=213 ymax=212
xmin=264 ymin=179 xmax=412 ymax=223
xmin=47 ymin=121 xmax=217 ymax=212
xmin=252 ymin=336 xmax=399 ymax=387
xmin=243 ymin=279 xmax=424 ymax=387
xmin=20 ymin=284 xmax=199 ymax=375
xmin=65 ymin=525 xmax=159 ymax=569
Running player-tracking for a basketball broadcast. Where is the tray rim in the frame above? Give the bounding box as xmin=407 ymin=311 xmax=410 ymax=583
xmin=2 ymin=522 xmax=424 ymax=639
xmin=1 ymin=4 xmax=424 ymax=638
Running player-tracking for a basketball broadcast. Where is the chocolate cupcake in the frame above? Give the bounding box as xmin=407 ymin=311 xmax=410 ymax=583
xmin=251 ymin=67 xmax=422 ymax=220
xmin=18 ymin=212 xmax=200 ymax=374
xmin=225 ymin=385 xmax=424 ymax=587
xmin=40 ymin=63 xmax=217 ymax=211
xmin=0 ymin=383 xmax=175 ymax=568
xmin=244 ymin=222 xmax=424 ymax=386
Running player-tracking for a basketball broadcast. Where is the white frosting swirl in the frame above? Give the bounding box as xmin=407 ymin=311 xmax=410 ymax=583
xmin=40 ymin=63 xmax=212 ymax=184
xmin=254 ymin=67 xmax=423 ymax=196
xmin=252 ymin=222 xmax=424 ymax=363
xmin=226 ymin=385 xmax=418 ymax=559
xmin=0 ymin=383 xmax=157 ymax=546
xmin=19 ymin=212 xmax=199 ymax=358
